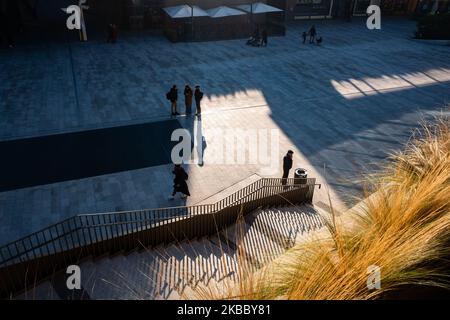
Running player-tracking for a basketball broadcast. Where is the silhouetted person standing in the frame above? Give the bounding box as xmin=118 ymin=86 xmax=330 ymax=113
xmin=169 ymin=164 xmax=190 ymax=200
xmin=282 ymin=150 xmax=294 ymax=186
xmin=107 ymin=23 xmax=118 ymax=43
xmin=261 ymin=29 xmax=268 ymax=47
xmin=302 ymin=31 xmax=307 ymax=44
xmin=184 ymin=85 xmax=193 ymax=115
xmin=194 ymin=86 xmax=203 ymax=116
xmin=167 ymin=85 xmax=179 ymax=116
xmin=309 ymin=25 xmax=316 ymax=44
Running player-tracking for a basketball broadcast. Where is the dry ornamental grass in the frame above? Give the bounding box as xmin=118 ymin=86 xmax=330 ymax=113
xmin=196 ymin=113 xmax=450 ymax=300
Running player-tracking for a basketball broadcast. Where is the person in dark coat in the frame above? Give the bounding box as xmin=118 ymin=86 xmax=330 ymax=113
xmin=167 ymin=85 xmax=179 ymax=116
xmin=302 ymin=31 xmax=307 ymax=44
xmin=282 ymin=150 xmax=294 ymax=186
xmin=169 ymin=164 xmax=190 ymax=199
xmin=194 ymin=85 xmax=203 ymax=116
xmin=261 ymin=29 xmax=268 ymax=47
xmin=107 ymin=23 xmax=118 ymax=43
xmin=309 ymin=25 xmax=316 ymax=44
xmin=184 ymin=85 xmax=193 ymax=115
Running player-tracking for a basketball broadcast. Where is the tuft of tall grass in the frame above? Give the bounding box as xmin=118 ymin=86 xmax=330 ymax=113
xmin=198 ymin=114 xmax=450 ymax=300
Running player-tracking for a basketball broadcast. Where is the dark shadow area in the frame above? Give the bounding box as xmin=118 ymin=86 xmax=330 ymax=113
xmin=0 ymin=119 xmax=181 ymax=191
xmin=0 ymin=0 xmax=130 ymax=47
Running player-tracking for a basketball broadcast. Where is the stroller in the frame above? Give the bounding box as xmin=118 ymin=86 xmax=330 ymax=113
xmin=246 ymin=36 xmax=262 ymax=47
xmin=316 ymin=35 xmax=323 ymax=46
xmin=246 ymin=27 xmax=262 ymax=47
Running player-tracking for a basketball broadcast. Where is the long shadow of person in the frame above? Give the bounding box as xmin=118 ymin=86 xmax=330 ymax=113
xmin=193 ymin=116 xmax=206 ymax=167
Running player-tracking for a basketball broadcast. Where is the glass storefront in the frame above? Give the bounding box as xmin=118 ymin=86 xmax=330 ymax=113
xmin=415 ymin=0 xmax=450 ymax=14
xmin=381 ymin=0 xmax=411 ymax=14
xmin=353 ymin=0 xmax=416 ymax=15
xmin=353 ymin=0 xmax=371 ymax=15
xmin=293 ymin=0 xmax=334 ymax=17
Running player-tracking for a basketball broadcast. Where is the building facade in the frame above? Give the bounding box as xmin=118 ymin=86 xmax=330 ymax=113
xmin=2 ymin=0 xmax=447 ymax=37
xmin=283 ymin=0 xmax=424 ymax=20
xmin=121 ymin=0 xmax=439 ymax=26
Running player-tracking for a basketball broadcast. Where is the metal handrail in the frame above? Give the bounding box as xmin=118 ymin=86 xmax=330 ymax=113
xmin=0 ymin=177 xmax=317 ymax=267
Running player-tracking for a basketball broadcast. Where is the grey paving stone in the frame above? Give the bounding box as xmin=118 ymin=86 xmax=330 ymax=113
xmin=0 ymin=18 xmax=449 ymax=246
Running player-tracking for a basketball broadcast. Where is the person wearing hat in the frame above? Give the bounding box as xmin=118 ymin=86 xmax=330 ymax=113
xmin=282 ymin=150 xmax=294 ymax=186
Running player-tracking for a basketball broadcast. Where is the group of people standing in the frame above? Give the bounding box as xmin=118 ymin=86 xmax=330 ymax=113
xmin=302 ymin=25 xmax=322 ymax=45
xmin=167 ymin=85 xmax=204 ymax=116
xmin=166 ymin=85 xmax=204 ymax=199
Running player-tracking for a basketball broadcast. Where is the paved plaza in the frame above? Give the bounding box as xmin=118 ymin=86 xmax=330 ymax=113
xmin=0 ymin=18 xmax=449 ymax=245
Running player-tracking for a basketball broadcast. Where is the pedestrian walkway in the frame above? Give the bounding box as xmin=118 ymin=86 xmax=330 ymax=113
xmin=0 ymin=18 xmax=449 ymax=246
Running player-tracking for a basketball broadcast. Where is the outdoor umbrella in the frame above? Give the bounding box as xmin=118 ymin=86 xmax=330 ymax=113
xmin=236 ymin=2 xmax=283 ymax=14
xmin=163 ymin=5 xmax=209 ymax=18
xmin=163 ymin=5 xmax=209 ymax=39
xmin=206 ymin=6 xmax=247 ymax=18
xmin=236 ymin=2 xmax=283 ymax=35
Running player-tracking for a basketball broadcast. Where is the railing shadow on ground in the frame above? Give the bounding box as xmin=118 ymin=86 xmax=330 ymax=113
xmin=0 ymin=177 xmax=319 ymax=298
xmin=90 ymin=205 xmax=325 ymax=300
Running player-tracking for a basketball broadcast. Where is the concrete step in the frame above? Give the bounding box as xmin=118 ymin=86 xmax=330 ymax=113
xmin=102 ymin=253 xmax=156 ymax=299
xmin=78 ymin=259 xmax=134 ymax=299
xmin=208 ymin=233 xmax=247 ymax=282
xmin=176 ymin=240 xmax=209 ymax=287
xmin=263 ymin=205 xmax=324 ymax=239
xmin=220 ymin=218 xmax=285 ymax=269
xmin=253 ymin=208 xmax=301 ymax=248
xmin=183 ymin=239 xmax=236 ymax=285
xmin=194 ymin=174 xmax=261 ymax=205
xmin=208 ymin=235 xmax=240 ymax=280
xmin=152 ymin=243 xmax=189 ymax=299
xmin=15 ymin=281 xmax=60 ymax=300
xmin=246 ymin=210 xmax=291 ymax=251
